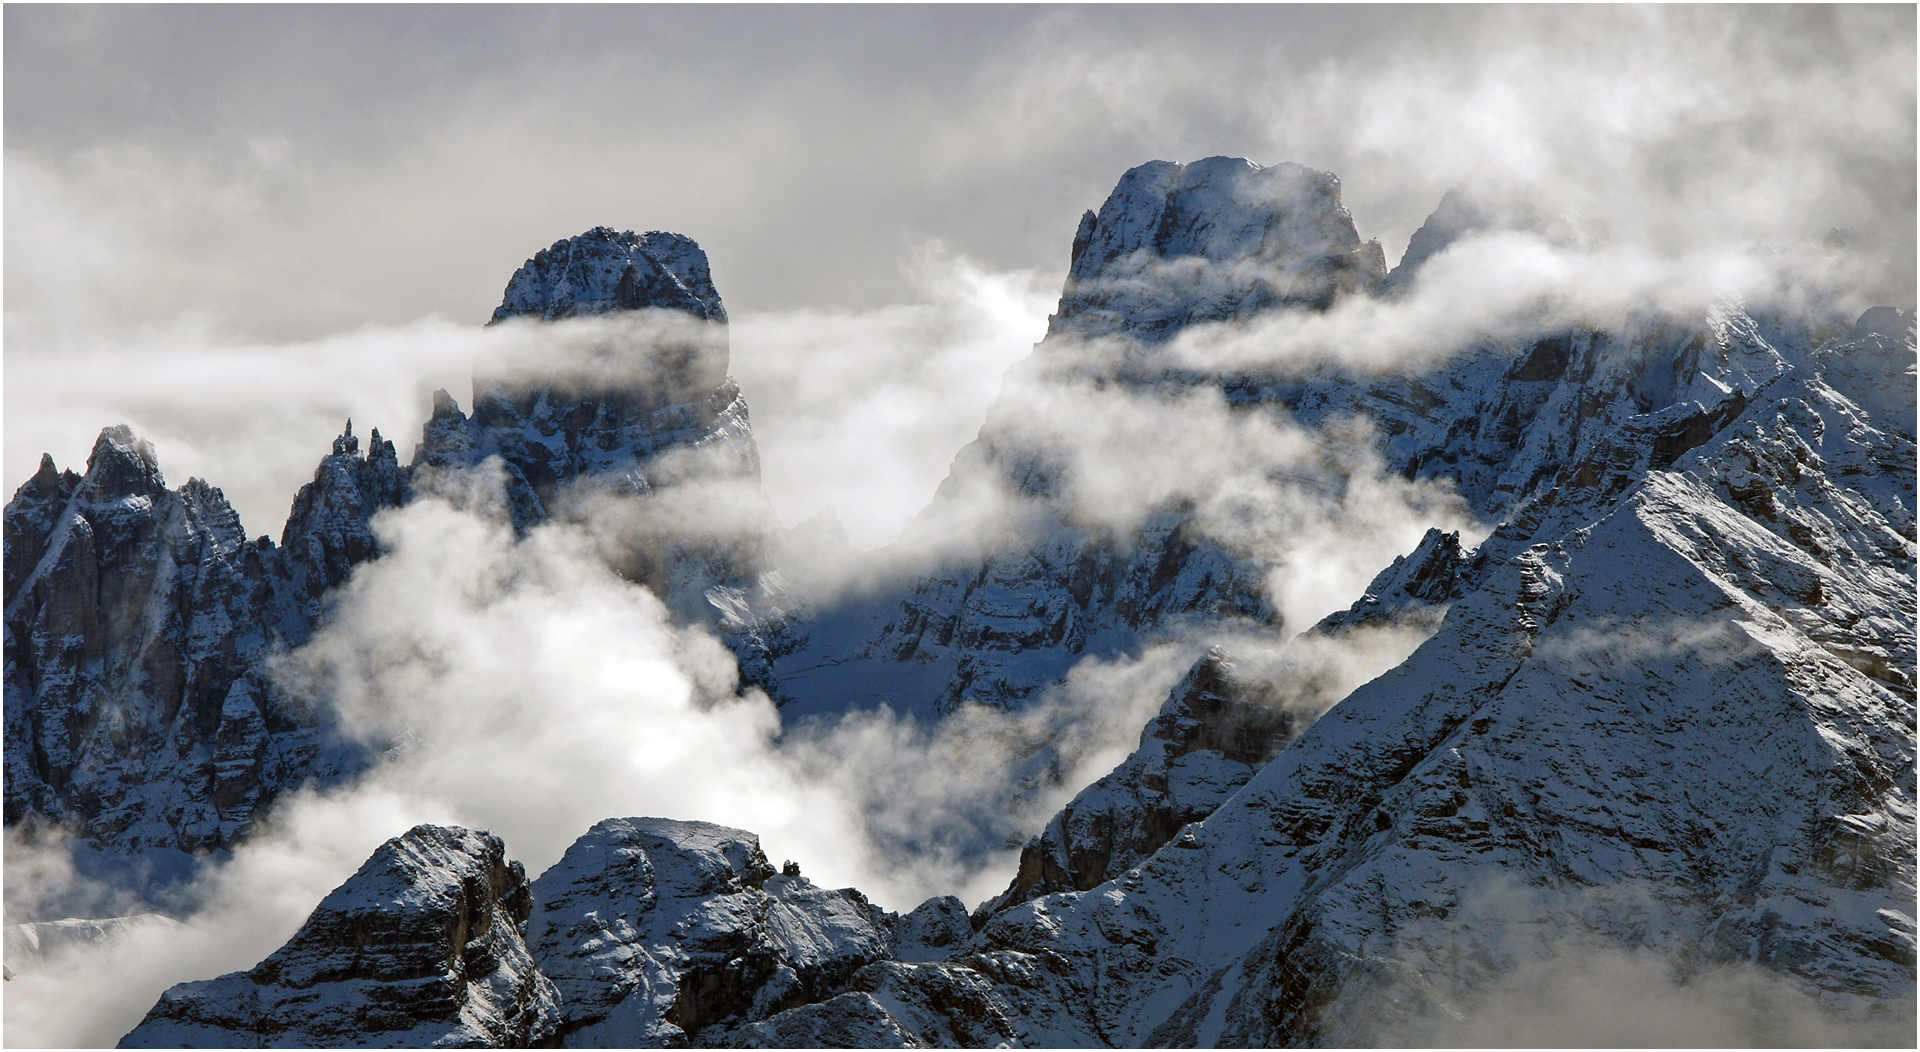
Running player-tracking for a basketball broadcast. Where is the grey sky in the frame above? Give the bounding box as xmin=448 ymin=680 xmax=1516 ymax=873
xmin=9 ymin=5 xmax=1910 ymax=338
xmin=4 ymin=4 xmax=1913 ymax=540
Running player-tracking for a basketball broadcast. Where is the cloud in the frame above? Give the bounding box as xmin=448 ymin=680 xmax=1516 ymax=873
xmin=1 ymin=247 xmax=1047 ymax=557
xmin=2 ymin=316 xmax=481 ymax=538
xmin=729 ymin=244 xmax=1055 ymax=549
xmin=0 ymin=432 xmax=1466 ymax=1044
xmin=1160 ymin=229 xmax=1875 ymax=382
xmin=1389 ymin=878 xmax=1919 ymax=1048
xmin=1426 ymin=945 xmax=1913 ymax=1047
xmin=5 ymin=7 xmax=1908 ymax=347
xmin=4 ymin=6 xmax=1910 ymax=1045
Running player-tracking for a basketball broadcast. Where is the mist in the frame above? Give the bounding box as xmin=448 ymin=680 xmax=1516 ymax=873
xmin=2 ymin=450 xmax=1439 ymax=1046
xmin=5 ymin=4 xmax=1912 ymax=1047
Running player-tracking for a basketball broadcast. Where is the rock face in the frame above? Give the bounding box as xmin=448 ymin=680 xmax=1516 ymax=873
xmin=1311 ymin=527 xmax=1466 ymax=637
xmin=771 ymin=158 xmax=1390 ymax=717
xmin=526 ymin=818 xmax=896 ymax=1048
xmin=1 ymin=426 xmax=379 ymax=861
xmin=736 ymin=311 xmax=1916 ymax=1044
xmin=983 ymin=647 xmax=1297 ymax=912
xmin=422 ymin=228 xmax=786 ymax=675
xmin=4 ymin=229 xmax=786 ymax=870
xmin=1051 ymin=156 xmax=1386 ymax=340
xmin=491 ymin=228 xmax=728 ymax=325
xmin=119 ymin=825 xmax=560 ymax=1048
xmin=432 ymin=227 xmax=755 ymax=533
xmin=113 ymin=817 xmax=954 ymax=1049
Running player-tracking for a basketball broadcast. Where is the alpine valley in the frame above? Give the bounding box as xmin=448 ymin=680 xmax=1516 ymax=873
xmin=7 ymin=157 xmax=1915 ymax=1046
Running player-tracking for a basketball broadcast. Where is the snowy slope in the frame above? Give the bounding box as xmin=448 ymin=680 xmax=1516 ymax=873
xmin=119 ymin=825 xmax=560 ymax=1048
xmin=526 ymin=817 xmax=898 ymax=1047
xmin=752 ymin=302 xmax=1916 ymax=1047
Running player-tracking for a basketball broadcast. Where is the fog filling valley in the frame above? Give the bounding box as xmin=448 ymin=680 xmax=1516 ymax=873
xmin=4 ymin=5 xmax=1913 ymax=1048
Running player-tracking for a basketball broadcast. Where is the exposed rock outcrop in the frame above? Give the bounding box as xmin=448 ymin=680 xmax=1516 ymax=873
xmin=119 ymin=825 xmax=559 ymax=1048
xmin=982 ymin=647 xmax=1296 ymax=912
xmin=527 ymin=817 xmax=895 ymax=1047
xmin=1052 ymin=156 xmax=1386 ymax=341
xmin=1311 ymin=527 xmax=1466 ymax=637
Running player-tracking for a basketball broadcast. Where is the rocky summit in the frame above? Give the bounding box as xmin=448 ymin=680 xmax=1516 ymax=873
xmin=6 ymin=155 xmax=1914 ymax=1046
xmin=3 ymin=229 xmax=783 ymax=875
xmin=119 ymin=825 xmax=559 ymax=1048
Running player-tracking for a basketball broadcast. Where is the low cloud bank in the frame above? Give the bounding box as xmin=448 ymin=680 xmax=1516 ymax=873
xmin=2 ymin=417 xmax=1464 ymax=1044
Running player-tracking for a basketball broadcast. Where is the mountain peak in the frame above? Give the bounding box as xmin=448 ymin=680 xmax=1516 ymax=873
xmin=120 ymin=824 xmax=559 ymax=1048
xmin=82 ymin=425 xmax=166 ymax=500
xmin=1050 ymin=156 xmax=1385 ymax=341
xmin=490 ymin=226 xmax=727 ymax=325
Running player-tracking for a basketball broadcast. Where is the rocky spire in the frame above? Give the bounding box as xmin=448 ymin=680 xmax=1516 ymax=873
xmin=81 ymin=425 xmax=167 ymax=501
xmin=490 ymin=226 xmax=727 ymax=324
xmin=1050 ymin=156 xmax=1386 ymax=341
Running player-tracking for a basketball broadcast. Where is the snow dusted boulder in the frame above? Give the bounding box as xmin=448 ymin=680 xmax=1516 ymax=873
xmin=732 ymin=991 xmax=925 ymax=1048
xmin=890 ymin=896 xmax=972 ymax=964
xmin=119 ymin=824 xmax=559 ymax=1048
xmin=527 ymin=817 xmax=894 ymax=1047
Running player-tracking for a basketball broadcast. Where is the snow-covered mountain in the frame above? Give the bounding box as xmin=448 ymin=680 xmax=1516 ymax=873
xmin=120 ymin=825 xmax=560 ymax=1047
xmin=2 ymin=425 xmax=382 ymax=865
xmin=766 ymin=157 xmax=1390 ymax=717
xmin=9 ymin=155 xmax=1914 ymax=1046
xmin=2 ymin=227 xmax=778 ymax=872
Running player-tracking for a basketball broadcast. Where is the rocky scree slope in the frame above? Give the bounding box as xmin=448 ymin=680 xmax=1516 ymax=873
xmin=2 ymin=227 xmax=787 ymax=872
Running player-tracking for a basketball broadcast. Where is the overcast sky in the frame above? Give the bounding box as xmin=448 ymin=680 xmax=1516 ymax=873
xmin=5 ymin=4 xmax=1914 ymax=537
